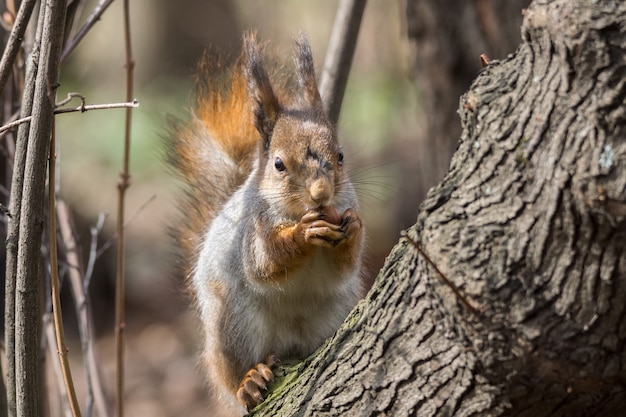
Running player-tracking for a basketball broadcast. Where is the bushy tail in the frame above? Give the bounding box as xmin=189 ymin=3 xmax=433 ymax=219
xmin=166 ymin=34 xmax=293 ymax=275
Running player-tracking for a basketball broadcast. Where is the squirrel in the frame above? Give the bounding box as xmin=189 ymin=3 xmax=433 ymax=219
xmin=167 ymin=32 xmax=365 ymax=415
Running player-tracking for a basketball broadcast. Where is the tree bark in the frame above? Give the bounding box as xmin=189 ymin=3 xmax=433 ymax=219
xmin=252 ymin=0 xmax=626 ymax=415
xmin=11 ymin=1 xmax=67 ymax=416
xmin=5 ymin=3 xmax=46 ymax=416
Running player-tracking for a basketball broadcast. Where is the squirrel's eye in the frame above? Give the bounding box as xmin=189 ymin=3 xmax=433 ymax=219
xmin=338 ymin=149 xmax=344 ymax=166
xmin=274 ymin=157 xmax=286 ymax=171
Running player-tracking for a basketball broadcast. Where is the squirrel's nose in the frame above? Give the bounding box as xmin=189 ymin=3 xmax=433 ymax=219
xmin=309 ymin=178 xmax=332 ymax=207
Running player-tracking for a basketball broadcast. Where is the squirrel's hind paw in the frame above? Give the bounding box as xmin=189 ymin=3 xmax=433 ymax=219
xmin=236 ymin=354 xmax=280 ymax=411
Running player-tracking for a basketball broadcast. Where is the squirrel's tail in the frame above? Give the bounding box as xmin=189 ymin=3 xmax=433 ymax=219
xmin=166 ymin=34 xmax=292 ymax=273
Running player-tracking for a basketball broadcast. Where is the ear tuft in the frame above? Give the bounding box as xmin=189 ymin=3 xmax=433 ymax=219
xmin=243 ymin=32 xmax=281 ymax=146
xmin=294 ymin=33 xmax=323 ymax=109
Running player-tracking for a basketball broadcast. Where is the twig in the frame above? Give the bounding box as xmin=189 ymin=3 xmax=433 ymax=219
xmin=49 ymin=121 xmax=82 ymax=417
xmin=319 ymin=0 xmax=367 ymax=125
xmin=84 ymin=212 xmax=107 ymax=292
xmin=57 ymin=202 xmax=111 ymax=417
xmin=0 ymin=109 xmax=20 ymax=139
xmin=480 ymin=53 xmax=491 ymax=68
xmin=95 ymin=194 xmax=156 ymax=259
xmin=62 ymin=0 xmax=84 ymax=47
xmin=60 ymin=0 xmax=115 ymax=63
xmin=0 ymin=99 xmax=139 ymax=134
xmin=0 ymin=0 xmax=37 ymax=99
xmin=115 ymin=1 xmax=135 ymax=416
xmin=401 ymin=231 xmax=482 ymax=316
xmin=42 ymin=313 xmax=73 ymax=417
xmin=56 ymin=91 xmax=86 ymax=107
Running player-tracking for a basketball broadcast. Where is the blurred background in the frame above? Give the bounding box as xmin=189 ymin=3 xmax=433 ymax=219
xmin=3 ymin=0 xmax=528 ymax=415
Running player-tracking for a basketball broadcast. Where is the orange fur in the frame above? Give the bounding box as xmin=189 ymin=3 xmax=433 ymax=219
xmin=256 ymin=222 xmax=316 ymax=284
xmin=196 ymin=61 xmax=259 ymax=163
xmin=167 ymin=46 xmax=292 ymax=281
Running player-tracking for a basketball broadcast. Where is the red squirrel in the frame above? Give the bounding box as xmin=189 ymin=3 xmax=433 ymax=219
xmin=167 ymin=33 xmax=365 ymax=415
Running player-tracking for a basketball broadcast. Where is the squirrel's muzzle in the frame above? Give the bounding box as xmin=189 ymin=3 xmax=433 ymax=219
xmin=308 ymin=177 xmax=333 ymax=208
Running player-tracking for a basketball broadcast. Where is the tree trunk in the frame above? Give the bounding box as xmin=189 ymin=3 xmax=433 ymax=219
xmin=252 ymin=0 xmax=626 ymax=415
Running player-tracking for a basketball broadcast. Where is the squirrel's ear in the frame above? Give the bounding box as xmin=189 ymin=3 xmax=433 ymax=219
xmin=294 ymin=34 xmax=323 ymax=109
xmin=243 ymin=33 xmax=280 ymax=146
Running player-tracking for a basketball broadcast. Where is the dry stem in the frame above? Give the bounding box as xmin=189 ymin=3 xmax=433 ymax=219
xmin=48 ymin=122 xmax=82 ymax=417
xmin=0 ymin=0 xmax=37 ymax=98
xmin=319 ymin=0 xmax=367 ymax=125
xmin=0 ymin=99 xmax=139 ymax=134
xmin=60 ymin=0 xmax=115 ymax=63
xmin=115 ymin=0 xmax=135 ymax=415
xmin=57 ymin=202 xmax=110 ymax=417
xmin=43 ymin=312 xmax=73 ymax=417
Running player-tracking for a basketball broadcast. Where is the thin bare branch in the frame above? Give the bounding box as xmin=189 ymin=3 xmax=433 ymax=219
xmin=60 ymin=0 xmax=115 ymax=63
xmin=0 ymin=99 xmax=139 ymax=134
xmin=43 ymin=313 xmax=73 ymax=417
xmin=56 ymin=92 xmax=86 ymax=107
xmin=0 ymin=0 xmax=37 ymax=98
xmin=84 ymin=212 xmax=107 ymax=292
xmin=319 ymin=0 xmax=367 ymax=125
xmin=48 ymin=125 xmax=82 ymax=417
xmin=95 ymin=194 xmax=156 ymax=259
xmin=57 ymin=202 xmax=111 ymax=417
xmin=115 ymin=1 xmax=135 ymax=415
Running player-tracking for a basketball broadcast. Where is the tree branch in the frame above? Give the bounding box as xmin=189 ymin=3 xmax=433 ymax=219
xmin=60 ymin=0 xmax=115 ymax=63
xmin=14 ymin=1 xmax=67 ymax=416
xmin=319 ymin=0 xmax=366 ymax=125
xmin=0 ymin=99 xmax=139 ymax=134
xmin=57 ymin=202 xmax=110 ymax=417
xmin=5 ymin=3 xmax=46 ymax=416
xmin=43 ymin=312 xmax=73 ymax=417
xmin=115 ymin=0 xmax=135 ymax=415
xmin=48 ymin=125 xmax=82 ymax=417
xmin=0 ymin=0 xmax=37 ymax=99
xmin=84 ymin=212 xmax=106 ymax=293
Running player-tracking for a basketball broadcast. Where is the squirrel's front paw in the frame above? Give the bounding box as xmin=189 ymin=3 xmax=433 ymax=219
xmin=301 ymin=210 xmax=347 ymax=248
xmin=339 ymin=208 xmax=362 ymax=243
xmin=236 ymin=354 xmax=280 ymax=411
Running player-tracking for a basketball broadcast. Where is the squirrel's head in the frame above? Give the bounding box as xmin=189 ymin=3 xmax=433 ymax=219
xmin=243 ymin=33 xmax=350 ymax=219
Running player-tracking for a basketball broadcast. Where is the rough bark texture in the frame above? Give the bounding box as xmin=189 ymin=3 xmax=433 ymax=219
xmin=3 ymin=5 xmax=43 ymax=415
xmin=12 ymin=1 xmax=67 ymax=416
xmin=252 ymin=0 xmax=626 ymax=415
xmin=6 ymin=4 xmax=44 ymax=416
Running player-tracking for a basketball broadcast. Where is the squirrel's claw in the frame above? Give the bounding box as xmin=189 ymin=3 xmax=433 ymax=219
xmin=305 ymin=223 xmax=347 ymax=248
xmin=302 ymin=209 xmax=362 ymax=248
xmin=236 ymin=355 xmax=280 ymax=411
xmin=300 ymin=211 xmax=348 ymax=248
xmin=301 ymin=210 xmax=326 ymax=224
xmin=339 ymin=208 xmax=362 ymax=241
